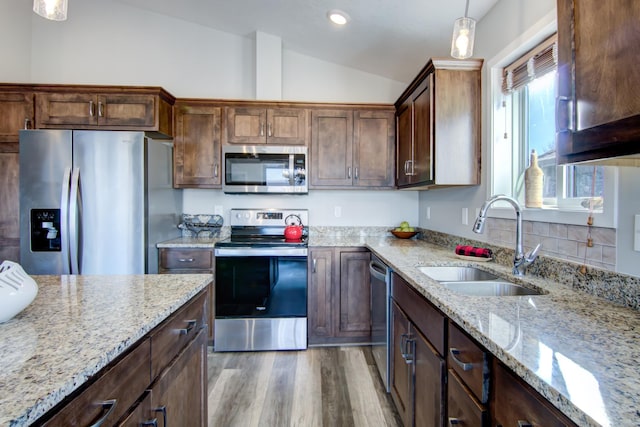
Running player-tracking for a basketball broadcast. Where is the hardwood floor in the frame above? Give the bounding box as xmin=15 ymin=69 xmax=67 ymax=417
xmin=207 ymin=346 xmax=402 ymax=427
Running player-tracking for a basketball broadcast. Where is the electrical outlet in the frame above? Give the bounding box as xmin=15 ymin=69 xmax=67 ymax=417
xmin=334 ymin=206 xmax=342 ymax=218
xmin=462 ymin=207 xmax=468 ymax=225
xmin=426 ymin=206 xmax=431 ymax=220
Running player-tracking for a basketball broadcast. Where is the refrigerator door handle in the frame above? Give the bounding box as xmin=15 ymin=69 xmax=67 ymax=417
xmin=69 ymin=167 xmax=81 ymax=274
xmin=60 ymin=167 xmax=72 ymax=274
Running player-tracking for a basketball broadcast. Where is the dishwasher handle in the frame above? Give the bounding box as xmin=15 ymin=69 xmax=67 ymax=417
xmin=369 ymin=259 xmax=388 ymax=282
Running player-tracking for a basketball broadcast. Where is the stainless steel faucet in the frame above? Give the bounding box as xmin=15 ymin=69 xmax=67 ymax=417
xmin=473 ymin=195 xmax=541 ymax=276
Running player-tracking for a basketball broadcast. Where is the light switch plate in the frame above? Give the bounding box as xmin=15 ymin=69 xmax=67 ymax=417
xmin=634 ymin=214 xmax=640 ymax=252
xmin=462 ymin=208 xmax=468 ymax=225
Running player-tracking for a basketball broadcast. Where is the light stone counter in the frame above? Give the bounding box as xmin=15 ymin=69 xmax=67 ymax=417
xmin=0 ymin=274 xmax=212 ymax=426
xmin=362 ymin=237 xmax=639 ymax=427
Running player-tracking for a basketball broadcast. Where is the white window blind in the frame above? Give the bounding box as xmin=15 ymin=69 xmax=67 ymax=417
xmin=502 ymin=33 xmax=558 ymax=93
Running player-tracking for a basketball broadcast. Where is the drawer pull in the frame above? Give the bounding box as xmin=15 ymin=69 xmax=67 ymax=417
xmin=179 ymin=319 xmax=197 ymax=335
xmin=448 ymin=418 xmax=461 ymax=426
xmin=312 ymin=258 xmax=317 ymax=273
xmin=178 ymin=258 xmax=194 ymax=263
xmin=88 ymin=399 xmax=117 ymax=427
xmin=141 ymin=419 xmax=158 ymax=427
xmin=518 ymin=422 xmax=533 ymax=427
xmin=154 ymin=406 xmax=167 ymax=427
xmin=98 ymin=101 xmax=104 ymax=117
xmin=449 ymin=348 xmax=473 ymax=371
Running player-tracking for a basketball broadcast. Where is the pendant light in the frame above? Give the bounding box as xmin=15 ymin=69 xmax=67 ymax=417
xmin=33 ymin=0 xmax=68 ymax=21
xmin=450 ymin=0 xmax=476 ymax=59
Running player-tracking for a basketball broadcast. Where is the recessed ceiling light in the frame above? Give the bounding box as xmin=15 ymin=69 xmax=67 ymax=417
xmin=327 ymin=10 xmax=350 ymax=26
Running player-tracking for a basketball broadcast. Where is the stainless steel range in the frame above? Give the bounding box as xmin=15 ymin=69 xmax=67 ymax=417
xmin=214 ymin=208 xmax=308 ymax=352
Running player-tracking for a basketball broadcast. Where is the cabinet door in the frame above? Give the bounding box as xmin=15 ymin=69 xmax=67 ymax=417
xmin=447 ymin=369 xmax=487 ymax=427
xmin=310 ymin=109 xmax=354 ymax=187
xmin=267 ymin=108 xmax=308 ymax=145
xmin=151 ymin=329 xmax=207 ymax=427
xmin=336 ymin=250 xmax=371 ymax=338
xmin=226 ymin=107 xmax=267 ymax=144
xmin=492 ymin=360 xmax=576 ymax=427
xmin=390 ymin=302 xmax=412 ymax=427
xmin=354 ymin=110 xmax=395 ymax=188
xmin=307 ymin=248 xmax=334 ymax=344
xmin=412 ymin=76 xmax=433 ymax=184
xmin=97 ymin=94 xmax=155 ymax=127
xmin=557 ymin=0 xmax=640 ymax=163
xmin=36 ymin=92 xmax=98 ymax=127
xmin=0 ymin=91 xmax=34 ymax=145
xmin=0 ymin=153 xmax=20 ymax=262
xmin=413 ymin=326 xmax=445 ymax=427
xmin=117 ymin=390 xmax=155 ymax=427
xmin=173 ymin=103 xmax=222 ymax=188
xmin=396 ymin=99 xmax=413 ymax=187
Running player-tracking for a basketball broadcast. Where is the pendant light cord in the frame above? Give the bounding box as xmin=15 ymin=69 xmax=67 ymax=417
xmin=464 ymin=0 xmax=470 ymax=17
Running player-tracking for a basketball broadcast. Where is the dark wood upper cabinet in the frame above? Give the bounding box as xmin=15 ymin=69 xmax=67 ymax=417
xmin=0 ymin=89 xmax=34 ymax=147
xmin=556 ymin=0 xmax=640 ymax=164
xmin=226 ymin=106 xmax=307 ymax=145
xmin=173 ymin=101 xmax=222 ymax=188
xmin=395 ymin=58 xmax=482 ymax=189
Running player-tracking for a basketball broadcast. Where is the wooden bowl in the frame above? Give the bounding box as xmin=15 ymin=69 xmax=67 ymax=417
xmin=390 ymin=230 xmax=418 ymax=239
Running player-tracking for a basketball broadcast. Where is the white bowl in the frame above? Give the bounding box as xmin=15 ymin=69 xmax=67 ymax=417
xmin=0 ymin=261 xmax=38 ymax=323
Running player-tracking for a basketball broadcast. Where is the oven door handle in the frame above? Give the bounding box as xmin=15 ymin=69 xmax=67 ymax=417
xmin=215 ymin=247 xmax=308 ymax=257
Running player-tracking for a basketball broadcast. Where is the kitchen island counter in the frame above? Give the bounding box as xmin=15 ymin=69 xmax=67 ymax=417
xmin=0 ymin=274 xmax=212 ymax=426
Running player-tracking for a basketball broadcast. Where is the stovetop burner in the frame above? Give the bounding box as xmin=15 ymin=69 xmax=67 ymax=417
xmin=215 ymin=208 xmax=309 ymax=249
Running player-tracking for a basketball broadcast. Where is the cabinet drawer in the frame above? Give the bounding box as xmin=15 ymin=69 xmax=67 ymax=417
xmin=43 ymin=338 xmax=151 ymax=427
xmin=391 ymin=272 xmax=446 ymax=355
xmin=151 ymin=290 xmax=207 ymax=379
xmin=447 ymin=369 xmax=487 ymax=426
xmin=160 ymin=248 xmax=213 ymax=270
xmin=492 ymin=360 xmax=576 ymax=426
xmin=448 ymin=321 xmax=490 ymax=403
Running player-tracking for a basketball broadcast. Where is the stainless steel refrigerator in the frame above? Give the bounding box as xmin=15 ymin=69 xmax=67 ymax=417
xmin=19 ymin=130 xmax=182 ymax=275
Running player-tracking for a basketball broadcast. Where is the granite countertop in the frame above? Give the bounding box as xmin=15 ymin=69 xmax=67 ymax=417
xmin=0 ymin=274 xmax=212 ymax=427
xmin=362 ymin=237 xmax=639 ymax=427
xmin=156 ymin=233 xmax=640 ymax=426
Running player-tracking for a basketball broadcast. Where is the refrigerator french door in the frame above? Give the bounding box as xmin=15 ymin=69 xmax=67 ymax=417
xmin=19 ymin=130 xmax=180 ymax=275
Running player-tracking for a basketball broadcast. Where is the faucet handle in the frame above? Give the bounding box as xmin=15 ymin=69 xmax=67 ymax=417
xmin=526 ymin=243 xmax=542 ymax=261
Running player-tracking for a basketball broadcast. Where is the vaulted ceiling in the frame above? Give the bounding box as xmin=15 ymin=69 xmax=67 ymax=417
xmin=115 ymin=0 xmax=499 ymax=82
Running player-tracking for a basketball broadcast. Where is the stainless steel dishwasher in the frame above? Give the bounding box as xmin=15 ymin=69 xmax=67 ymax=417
xmin=370 ymin=254 xmax=392 ymax=392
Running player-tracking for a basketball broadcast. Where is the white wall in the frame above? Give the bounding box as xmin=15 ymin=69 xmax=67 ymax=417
xmin=183 ymin=189 xmax=419 ymax=227
xmin=0 ymin=1 xmax=32 ymax=81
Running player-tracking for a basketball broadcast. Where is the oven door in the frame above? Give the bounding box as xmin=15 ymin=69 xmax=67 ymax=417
xmin=214 ymin=247 xmax=308 ymax=351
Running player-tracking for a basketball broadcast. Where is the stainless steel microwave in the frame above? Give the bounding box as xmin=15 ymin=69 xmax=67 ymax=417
xmin=222 ymin=145 xmax=308 ymax=194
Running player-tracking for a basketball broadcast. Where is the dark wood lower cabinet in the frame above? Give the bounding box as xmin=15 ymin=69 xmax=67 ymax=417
xmin=391 ymin=300 xmax=445 ymax=427
xmin=307 ymin=247 xmax=371 ymax=345
xmin=448 ymin=369 xmax=488 ymax=427
xmin=491 ymin=360 xmax=576 ymax=426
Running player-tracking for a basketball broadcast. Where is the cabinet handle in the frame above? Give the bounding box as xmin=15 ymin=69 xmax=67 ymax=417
xmin=448 ymin=418 xmax=461 ymax=426
xmin=517 ymin=422 xmax=533 ymax=427
xmin=23 ymin=118 xmax=31 ymax=129
xmin=214 ymin=163 xmax=219 ymax=178
xmin=556 ymin=95 xmax=572 ymax=132
xmin=141 ymin=419 xmax=158 ymax=427
xmin=449 ymin=348 xmax=473 ymax=371
xmin=89 ymin=100 xmax=95 ymax=117
xmin=260 ymin=122 xmax=265 ymax=137
xmin=154 ymin=405 xmax=167 ymax=427
xmin=267 ymin=122 xmax=272 ymax=137
xmin=348 ymin=167 xmax=352 ymax=179
xmin=98 ymin=101 xmax=104 ymax=117
xmin=312 ymin=258 xmax=317 ymax=273
xmin=88 ymin=399 xmax=117 ymax=427
xmin=179 ymin=319 xmax=197 ymax=335
xmin=407 ymin=160 xmax=416 ymax=176
xmin=403 ymin=160 xmax=409 ymax=175
xmin=354 ymin=167 xmax=359 ymax=180
xmin=178 ymin=258 xmax=194 ymax=262
xmin=405 ymin=338 xmax=415 ymax=364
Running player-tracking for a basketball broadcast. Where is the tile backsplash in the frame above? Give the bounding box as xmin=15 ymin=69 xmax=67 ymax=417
xmin=485 ymin=217 xmax=616 ymax=271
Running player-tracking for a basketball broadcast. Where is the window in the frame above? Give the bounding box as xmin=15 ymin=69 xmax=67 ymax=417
xmin=491 ymin=33 xmax=615 ymax=225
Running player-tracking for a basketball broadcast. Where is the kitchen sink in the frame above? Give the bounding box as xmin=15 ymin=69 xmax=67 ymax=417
xmin=418 ymin=266 xmax=499 ymax=282
xmin=419 ymin=266 xmax=545 ymax=296
xmin=440 ymin=281 xmax=544 ymax=296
